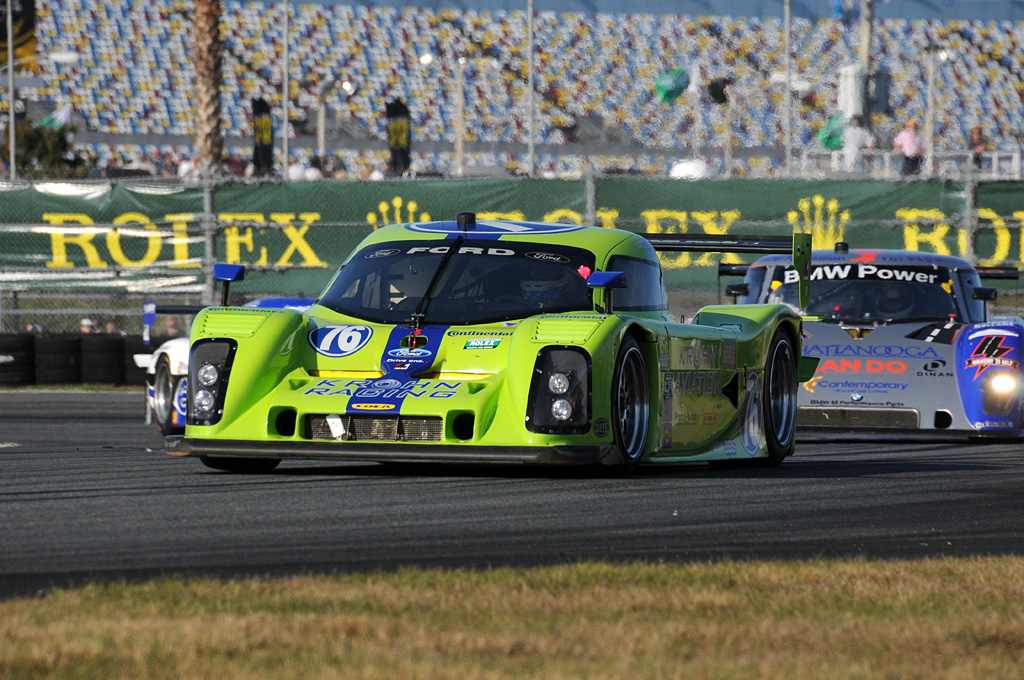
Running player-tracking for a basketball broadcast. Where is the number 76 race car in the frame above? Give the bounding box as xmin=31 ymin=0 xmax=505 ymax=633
xmin=165 ymin=214 xmax=818 ymax=473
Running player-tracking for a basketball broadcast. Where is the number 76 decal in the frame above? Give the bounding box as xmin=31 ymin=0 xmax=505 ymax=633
xmin=308 ymin=325 xmax=374 ymax=357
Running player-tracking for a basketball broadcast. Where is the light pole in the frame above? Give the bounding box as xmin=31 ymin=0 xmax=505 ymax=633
xmin=925 ymin=45 xmax=948 ymax=177
xmin=420 ymin=50 xmax=491 ymax=178
xmin=281 ymin=0 xmax=289 ymax=178
xmin=2 ymin=49 xmax=79 ymax=181
xmin=316 ymin=77 xmax=356 ymax=160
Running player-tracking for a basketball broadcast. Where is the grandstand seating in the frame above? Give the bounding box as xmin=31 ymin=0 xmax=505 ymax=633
xmin=13 ymin=1 xmax=1024 ymax=177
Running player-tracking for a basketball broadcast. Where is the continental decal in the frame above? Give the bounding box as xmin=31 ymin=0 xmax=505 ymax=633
xmin=42 ymin=212 xmax=326 ymax=268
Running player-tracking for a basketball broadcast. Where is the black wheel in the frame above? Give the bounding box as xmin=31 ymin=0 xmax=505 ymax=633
xmin=200 ymin=456 xmax=281 ymax=473
xmin=609 ymin=335 xmax=649 ymax=473
xmin=153 ymin=357 xmax=184 ymax=436
xmin=762 ymin=328 xmax=798 ymax=466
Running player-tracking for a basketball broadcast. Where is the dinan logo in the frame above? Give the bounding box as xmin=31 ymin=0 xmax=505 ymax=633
xmin=525 ymin=251 xmax=570 ymax=263
xmin=350 ymin=404 xmax=396 ymax=411
xmin=308 ymin=325 xmax=374 ymax=358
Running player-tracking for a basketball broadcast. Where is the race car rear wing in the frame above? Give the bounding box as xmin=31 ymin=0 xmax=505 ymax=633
xmin=976 ymin=266 xmax=1020 ymax=280
xmin=642 ymin=232 xmax=812 ymax=308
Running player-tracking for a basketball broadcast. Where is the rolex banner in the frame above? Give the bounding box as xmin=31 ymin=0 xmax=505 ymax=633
xmin=0 ymin=179 xmax=1021 ymax=295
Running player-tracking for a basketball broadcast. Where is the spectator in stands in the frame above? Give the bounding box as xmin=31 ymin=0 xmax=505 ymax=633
xmin=893 ymin=119 xmax=924 ymax=176
xmin=104 ymin=319 xmax=127 ymax=336
xmin=841 ymin=115 xmax=876 ymax=173
xmin=303 ymin=156 xmax=324 ymax=180
xmin=969 ymin=126 xmax=990 ymax=170
xmin=177 ymin=156 xmax=194 ymax=180
xmin=25 ymin=322 xmax=46 ymax=335
xmin=287 ymin=158 xmax=305 ymax=181
xmin=79 ymin=318 xmax=96 ymax=334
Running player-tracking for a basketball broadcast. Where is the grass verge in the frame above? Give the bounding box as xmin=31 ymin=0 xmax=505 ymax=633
xmin=3 ymin=558 xmax=1024 ymax=679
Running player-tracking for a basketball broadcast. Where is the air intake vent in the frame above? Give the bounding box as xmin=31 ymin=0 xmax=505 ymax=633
xmin=306 ymin=414 xmax=443 ymax=442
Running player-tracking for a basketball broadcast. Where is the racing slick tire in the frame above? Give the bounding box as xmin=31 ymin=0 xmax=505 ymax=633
xmin=200 ymin=456 xmax=281 ymax=473
xmin=153 ymin=356 xmax=184 ymax=436
xmin=761 ymin=327 xmax=798 ymax=466
xmin=608 ymin=335 xmax=650 ymax=474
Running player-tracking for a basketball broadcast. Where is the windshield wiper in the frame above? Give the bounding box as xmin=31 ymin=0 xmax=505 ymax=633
xmin=408 ymin=235 xmax=464 ymax=337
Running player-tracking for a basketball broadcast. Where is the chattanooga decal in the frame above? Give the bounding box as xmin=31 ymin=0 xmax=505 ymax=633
xmin=804 ymin=344 xmax=941 ymax=358
xmin=304 ymin=378 xmax=460 ymax=398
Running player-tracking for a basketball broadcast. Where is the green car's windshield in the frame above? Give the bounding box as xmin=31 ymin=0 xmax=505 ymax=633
xmin=319 ymin=239 xmax=596 ymax=325
xmin=768 ymin=264 xmax=959 ymax=323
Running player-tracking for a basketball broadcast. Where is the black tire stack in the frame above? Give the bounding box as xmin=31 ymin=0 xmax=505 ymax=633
xmin=34 ymin=335 xmax=84 ymax=385
xmin=0 ymin=334 xmax=35 ymax=387
xmin=81 ymin=334 xmax=126 ymax=385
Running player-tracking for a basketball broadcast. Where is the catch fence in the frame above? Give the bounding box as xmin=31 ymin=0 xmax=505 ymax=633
xmin=2 ymin=175 xmax=1024 ymax=335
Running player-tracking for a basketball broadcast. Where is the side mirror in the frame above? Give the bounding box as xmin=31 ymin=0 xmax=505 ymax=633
xmin=725 ymin=282 xmax=749 ymax=302
xmin=213 ymin=263 xmax=246 ymax=306
xmin=972 ymin=286 xmax=998 ymax=301
xmin=586 ymin=270 xmax=628 ymax=314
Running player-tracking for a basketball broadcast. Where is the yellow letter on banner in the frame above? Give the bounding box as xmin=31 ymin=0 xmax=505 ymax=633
xmin=542 ymin=209 xmax=583 ymax=224
xmin=166 ymin=213 xmax=200 ymax=268
xmin=691 ymin=210 xmax=742 ymax=265
xmin=595 ymin=208 xmax=620 ymax=229
xmin=270 ymin=213 xmax=327 ymax=267
xmin=478 ymin=211 xmax=526 ymax=221
xmin=965 ymin=207 xmax=1011 ymax=265
xmin=221 ymin=213 xmax=268 ymax=265
xmin=106 ymin=212 xmax=163 ymax=267
xmin=897 ymin=208 xmax=951 ymax=254
xmin=642 ymin=210 xmax=689 ymax=267
xmin=43 ymin=213 xmax=108 ymax=268
xmin=786 ymin=196 xmax=848 ymax=249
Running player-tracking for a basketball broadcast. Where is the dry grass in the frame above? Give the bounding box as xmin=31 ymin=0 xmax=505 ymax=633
xmin=3 ymin=558 xmax=1024 ymax=679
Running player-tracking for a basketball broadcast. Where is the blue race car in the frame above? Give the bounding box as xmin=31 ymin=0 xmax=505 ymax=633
xmin=731 ymin=243 xmax=1023 ymax=437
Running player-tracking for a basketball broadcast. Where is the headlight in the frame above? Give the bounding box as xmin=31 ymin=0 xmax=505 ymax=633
xmin=526 ymin=347 xmax=591 ymax=434
xmin=551 ymin=399 xmax=572 ymax=421
xmin=982 ymin=371 xmax=1018 ymax=416
xmin=194 ymin=389 xmax=215 ymax=412
xmin=548 ymin=373 xmax=570 ymax=395
xmin=991 ymin=374 xmax=1016 ymax=393
xmin=187 ymin=339 xmax=237 ymax=426
xmin=197 ymin=363 xmax=219 ymax=387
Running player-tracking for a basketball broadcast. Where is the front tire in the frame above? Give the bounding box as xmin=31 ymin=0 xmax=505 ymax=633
xmin=153 ymin=357 xmax=184 ymax=436
xmin=200 ymin=456 xmax=281 ymax=473
xmin=762 ymin=328 xmax=798 ymax=466
xmin=609 ymin=335 xmax=649 ymax=473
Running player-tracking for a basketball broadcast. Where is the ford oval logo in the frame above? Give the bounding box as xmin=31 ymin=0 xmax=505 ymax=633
xmin=525 ymin=251 xmax=570 ymax=263
xmin=387 ymin=348 xmax=432 ymax=359
xmin=365 ymin=248 xmax=401 ymax=259
xmin=308 ymin=325 xmax=374 ymax=357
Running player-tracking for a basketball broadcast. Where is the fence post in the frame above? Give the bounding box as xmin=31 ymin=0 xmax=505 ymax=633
xmin=585 ymin=170 xmax=597 ymax=226
xmin=201 ymin=178 xmax=217 ymax=306
xmin=962 ymin=176 xmax=977 ymax=265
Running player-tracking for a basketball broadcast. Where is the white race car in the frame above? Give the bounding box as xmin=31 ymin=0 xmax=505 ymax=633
xmin=135 ymin=296 xmax=315 ymax=434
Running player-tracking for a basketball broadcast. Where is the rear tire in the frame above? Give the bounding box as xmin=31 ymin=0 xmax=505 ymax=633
xmin=609 ymin=335 xmax=649 ymax=474
xmin=201 ymin=456 xmax=281 ymax=473
xmin=762 ymin=328 xmax=798 ymax=466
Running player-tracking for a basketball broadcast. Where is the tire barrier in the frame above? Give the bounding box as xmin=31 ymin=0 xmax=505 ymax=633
xmin=34 ymin=335 xmax=83 ymax=385
xmin=81 ymin=335 xmax=126 ymax=385
xmin=0 ymin=334 xmax=182 ymax=386
xmin=0 ymin=334 xmax=35 ymax=387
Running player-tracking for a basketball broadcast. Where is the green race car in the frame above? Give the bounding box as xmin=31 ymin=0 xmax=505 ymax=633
xmin=166 ymin=214 xmax=816 ymax=473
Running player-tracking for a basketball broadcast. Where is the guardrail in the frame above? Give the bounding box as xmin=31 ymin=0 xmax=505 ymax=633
xmin=798 ymin=149 xmax=1022 ymax=180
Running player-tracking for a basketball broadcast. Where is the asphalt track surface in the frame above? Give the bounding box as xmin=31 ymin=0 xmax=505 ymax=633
xmin=2 ymin=391 xmax=1023 ymax=598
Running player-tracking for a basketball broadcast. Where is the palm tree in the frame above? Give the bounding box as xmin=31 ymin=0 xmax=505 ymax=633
xmin=192 ymin=0 xmax=223 ymax=177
